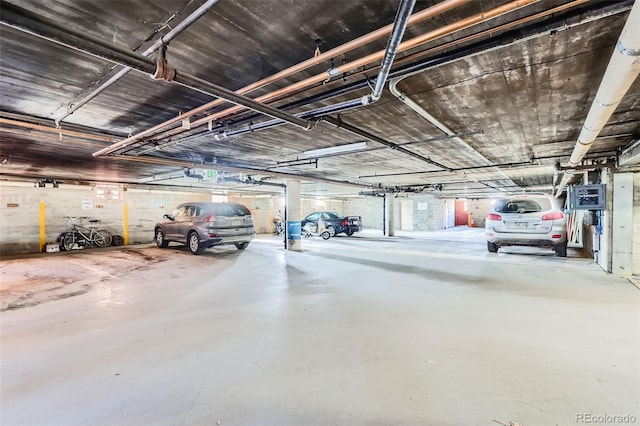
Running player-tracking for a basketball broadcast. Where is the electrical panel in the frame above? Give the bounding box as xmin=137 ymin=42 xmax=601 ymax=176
xmin=568 ymin=184 xmax=606 ymax=210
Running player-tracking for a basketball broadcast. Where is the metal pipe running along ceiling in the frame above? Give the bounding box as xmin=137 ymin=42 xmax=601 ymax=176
xmin=54 ymin=0 xmax=222 ymax=125
xmin=89 ymin=0 xmax=471 ymax=156
xmin=102 ymin=0 xmax=535 ymax=154
xmin=555 ymin=0 xmax=640 ymax=196
xmin=184 ymin=0 xmax=630 ymax=149
xmin=0 ymin=2 xmax=314 ymax=154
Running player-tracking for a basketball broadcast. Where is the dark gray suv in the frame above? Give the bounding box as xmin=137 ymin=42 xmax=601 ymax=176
xmin=155 ymin=202 xmax=255 ymax=255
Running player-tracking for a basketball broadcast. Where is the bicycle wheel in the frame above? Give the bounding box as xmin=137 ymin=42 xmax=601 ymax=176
xmin=62 ymin=232 xmax=76 ymax=251
xmin=93 ymin=230 xmax=112 ymax=248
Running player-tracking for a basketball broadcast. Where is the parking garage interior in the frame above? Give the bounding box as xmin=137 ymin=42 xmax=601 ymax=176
xmin=1 ymin=0 xmax=639 ymax=424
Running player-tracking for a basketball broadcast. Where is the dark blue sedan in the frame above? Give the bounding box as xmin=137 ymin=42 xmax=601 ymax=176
xmin=301 ymin=211 xmax=363 ymax=237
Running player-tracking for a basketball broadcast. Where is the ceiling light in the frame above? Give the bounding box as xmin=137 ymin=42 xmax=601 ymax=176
xmin=303 ymin=141 xmax=367 ymax=158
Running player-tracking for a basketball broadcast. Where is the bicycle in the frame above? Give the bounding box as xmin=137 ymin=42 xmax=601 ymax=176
xmin=60 ymin=217 xmax=112 ymax=251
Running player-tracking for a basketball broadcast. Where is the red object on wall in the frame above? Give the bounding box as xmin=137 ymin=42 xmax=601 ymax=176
xmin=455 ymin=200 xmax=469 ymax=226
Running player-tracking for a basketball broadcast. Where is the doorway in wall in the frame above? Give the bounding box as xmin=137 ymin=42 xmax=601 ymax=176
xmin=399 ymin=200 xmax=413 ymax=230
xmin=454 ymin=200 xmax=469 ymax=226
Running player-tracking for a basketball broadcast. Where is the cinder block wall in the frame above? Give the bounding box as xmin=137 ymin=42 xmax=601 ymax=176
xmin=1 ymin=182 xmax=456 ymax=254
xmin=466 ymin=199 xmax=494 ymax=228
xmin=0 ymin=182 xmax=210 ymax=255
xmin=407 ymin=195 xmax=446 ymax=231
xmin=347 ymin=196 xmax=385 ymax=230
xmin=228 ymin=194 xmax=285 ymax=234
xmin=125 ymin=188 xmax=211 ymax=243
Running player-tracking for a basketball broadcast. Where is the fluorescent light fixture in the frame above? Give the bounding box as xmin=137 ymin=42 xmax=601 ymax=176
xmin=303 ymin=141 xmax=367 ymax=158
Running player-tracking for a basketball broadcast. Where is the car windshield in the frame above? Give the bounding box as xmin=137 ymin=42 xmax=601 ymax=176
xmin=494 ymin=198 xmax=551 ymax=213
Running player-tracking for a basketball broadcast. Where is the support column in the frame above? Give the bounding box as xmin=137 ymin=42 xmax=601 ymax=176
xmin=612 ymin=172 xmax=634 ymax=275
xmin=383 ymin=194 xmax=386 ymax=236
xmin=598 ymin=169 xmax=614 ymax=272
xmin=388 ymin=195 xmax=395 ymax=237
xmin=286 ymin=179 xmax=302 ymax=251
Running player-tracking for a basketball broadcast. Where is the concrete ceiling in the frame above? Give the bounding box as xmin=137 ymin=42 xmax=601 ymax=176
xmin=1 ymin=0 xmax=638 ymax=198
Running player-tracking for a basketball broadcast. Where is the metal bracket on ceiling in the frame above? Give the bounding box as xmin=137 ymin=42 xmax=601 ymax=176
xmin=150 ymin=43 xmax=175 ymax=82
xmin=314 ymin=39 xmax=322 ymax=63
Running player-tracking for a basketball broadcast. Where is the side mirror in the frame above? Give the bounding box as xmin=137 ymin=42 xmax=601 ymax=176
xmin=163 ymin=214 xmax=175 ymax=221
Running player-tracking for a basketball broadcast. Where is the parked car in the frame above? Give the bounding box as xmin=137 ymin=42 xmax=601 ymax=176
xmin=485 ymin=193 xmax=568 ymax=256
xmin=301 ymin=211 xmax=362 ymax=237
xmin=155 ymin=202 xmax=255 ymax=255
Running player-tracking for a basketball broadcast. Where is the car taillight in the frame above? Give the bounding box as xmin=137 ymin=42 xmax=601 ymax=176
xmin=552 ymin=234 xmax=562 ymax=239
xmin=204 ymin=213 xmax=216 ymax=222
xmin=342 ymin=219 xmax=348 ymax=226
xmin=487 ymin=213 xmax=502 ymax=221
xmin=542 ymin=212 xmax=564 ymax=220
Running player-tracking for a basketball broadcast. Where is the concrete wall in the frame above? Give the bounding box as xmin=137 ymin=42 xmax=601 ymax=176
xmin=612 ymin=172 xmax=634 ymax=276
xmin=339 ymin=194 xmax=448 ymax=233
xmin=598 ymin=170 xmax=614 ymax=272
xmin=405 ymin=195 xmax=447 ymax=231
xmin=466 ymin=199 xmax=494 ymax=228
xmin=228 ymin=194 xmax=284 ymax=235
xmin=0 ymin=182 xmax=211 ymax=255
xmin=125 ymin=188 xmax=211 ymax=243
xmin=1 ymin=181 xmax=451 ymax=254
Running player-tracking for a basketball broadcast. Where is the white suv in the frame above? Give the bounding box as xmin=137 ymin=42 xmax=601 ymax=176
xmin=485 ymin=194 xmax=568 ymax=257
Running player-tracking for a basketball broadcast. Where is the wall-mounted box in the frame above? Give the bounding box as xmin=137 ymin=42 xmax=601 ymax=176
xmin=568 ymin=184 xmax=606 ymax=210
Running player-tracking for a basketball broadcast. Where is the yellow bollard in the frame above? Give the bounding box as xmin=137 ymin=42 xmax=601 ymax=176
xmin=123 ymin=203 xmax=129 ymax=245
xmin=39 ymin=201 xmax=46 ymax=252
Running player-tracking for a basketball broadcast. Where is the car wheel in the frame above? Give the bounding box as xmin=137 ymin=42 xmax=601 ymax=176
xmin=555 ymin=242 xmax=567 ymax=257
xmin=235 ymin=242 xmax=249 ymax=250
xmin=326 ymin=225 xmax=336 ymax=237
xmin=155 ymin=228 xmax=169 ymax=248
xmin=188 ymin=231 xmax=205 ymax=255
xmin=487 ymin=241 xmax=498 ymax=253
xmin=321 ymin=231 xmax=331 ymax=240
xmin=345 ymin=228 xmax=353 ymax=236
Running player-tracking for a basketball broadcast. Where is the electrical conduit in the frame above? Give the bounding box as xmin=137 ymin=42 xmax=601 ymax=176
xmin=555 ymin=0 xmax=640 ymax=196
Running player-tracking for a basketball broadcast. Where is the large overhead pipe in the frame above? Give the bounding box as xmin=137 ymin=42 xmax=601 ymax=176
xmin=321 ymin=116 xmax=452 ymax=170
xmin=555 ymin=0 xmax=640 ymax=196
xmin=210 ymin=0 xmax=415 ymax=139
xmin=177 ymin=0 xmax=629 ymax=149
xmin=105 ymin=152 xmax=379 ymax=190
xmin=389 ymin=72 xmax=522 ymax=189
xmin=54 ymin=0 xmax=221 ymax=125
xmin=0 ymin=3 xmax=314 ymax=154
xmin=111 ymin=0 xmax=535 ymax=153
xmin=364 ymin=0 xmax=415 ymax=104
xmin=189 ymin=0 xmax=537 ymax=129
xmin=298 ymin=0 xmax=416 ymax=113
xmin=81 ymin=0 xmax=469 ymax=156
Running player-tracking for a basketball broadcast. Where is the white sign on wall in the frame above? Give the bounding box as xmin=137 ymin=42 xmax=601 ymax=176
xmin=82 ymin=197 xmax=93 ymax=210
xmin=417 ymin=202 xmax=429 ymax=211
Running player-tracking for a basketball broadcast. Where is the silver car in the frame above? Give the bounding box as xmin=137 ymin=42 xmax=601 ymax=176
xmin=155 ymin=202 xmax=255 ymax=255
xmin=485 ymin=194 xmax=568 ymax=257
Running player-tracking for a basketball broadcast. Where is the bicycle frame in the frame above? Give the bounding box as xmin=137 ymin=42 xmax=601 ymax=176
xmin=61 ymin=217 xmax=112 ymax=250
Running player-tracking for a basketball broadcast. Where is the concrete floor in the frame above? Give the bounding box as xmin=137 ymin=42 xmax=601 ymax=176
xmin=1 ymin=228 xmax=638 ymax=425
